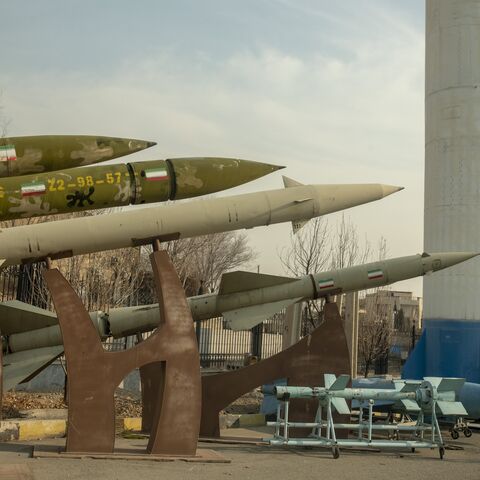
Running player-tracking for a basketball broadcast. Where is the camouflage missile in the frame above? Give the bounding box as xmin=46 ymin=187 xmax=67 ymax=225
xmin=5 ymin=252 xmax=476 ymax=354
xmin=0 ymin=178 xmax=402 ymax=267
xmin=0 ymin=135 xmax=155 ymax=177
xmin=0 ymin=157 xmax=283 ymax=221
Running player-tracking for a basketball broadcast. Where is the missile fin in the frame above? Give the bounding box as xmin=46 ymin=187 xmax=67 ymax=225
xmin=424 ymin=377 xmax=442 ymax=389
xmin=218 ymin=271 xmax=296 ymax=295
xmin=436 ymin=401 xmax=468 ymax=416
xmin=324 ymin=374 xmax=337 ymax=389
xmin=400 ymin=399 xmax=421 ymax=412
xmin=329 ymin=374 xmax=350 ymax=391
xmin=436 ymin=378 xmax=465 ymax=393
xmin=282 ymin=176 xmax=304 ymax=188
xmin=3 ymin=346 xmax=64 ymax=392
xmin=394 ymin=381 xmax=404 ymax=391
xmin=331 ymin=397 xmax=350 ymax=415
xmin=292 ymin=218 xmax=310 ymax=234
xmin=224 ymin=297 xmax=303 ymax=331
xmin=0 ymin=300 xmax=58 ymax=335
xmin=397 ymin=380 xmax=420 ymax=392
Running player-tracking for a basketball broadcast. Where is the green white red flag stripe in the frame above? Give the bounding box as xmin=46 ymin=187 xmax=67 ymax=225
xmin=0 ymin=145 xmax=16 ymax=162
xmin=367 ymin=269 xmax=384 ymax=280
xmin=21 ymin=182 xmax=46 ymax=197
xmin=144 ymin=168 xmax=168 ymax=181
xmin=318 ymin=278 xmax=335 ymax=289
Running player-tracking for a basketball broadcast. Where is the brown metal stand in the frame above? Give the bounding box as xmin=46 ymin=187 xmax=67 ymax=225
xmin=200 ymin=302 xmax=350 ymax=437
xmin=0 ymin=331 xmax=3 ymax=423
xmin=44 ymin=250 xmax=201 ymax=455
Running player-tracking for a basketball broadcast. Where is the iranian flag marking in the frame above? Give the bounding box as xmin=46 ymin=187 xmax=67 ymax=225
xmin=144 ymin=168 xmax=168 ymax=181
xmin=21 ymin=182 xmax=46 ymax=197
xmin=0 ymin=145 xmax=17 ymax=162
xmin=368 ymin=269 xmax=384 ymax=280
xmin=318 ymin=278 xmax=335 ymax=289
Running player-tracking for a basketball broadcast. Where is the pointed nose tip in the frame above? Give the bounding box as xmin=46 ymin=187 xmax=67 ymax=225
xmin=127 ymin=139 xmax=157 ymax=151
xmin=236 ymin=159 xmax=285 ymax=179
xmin=267 ymin=163 xmax=285 ymax=173
xmin=431 ymin=252 xmax=480 ymax=269
xmin=380 ymin=185 xmax=404 ymax=197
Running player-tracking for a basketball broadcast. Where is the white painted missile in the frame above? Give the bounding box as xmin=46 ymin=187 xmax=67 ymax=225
xmin=0 ymin=178 xmax=401 ymax=267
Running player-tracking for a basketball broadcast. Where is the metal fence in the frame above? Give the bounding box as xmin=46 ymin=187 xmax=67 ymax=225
xmin=196 ymin=313 xmax=284 ymax=369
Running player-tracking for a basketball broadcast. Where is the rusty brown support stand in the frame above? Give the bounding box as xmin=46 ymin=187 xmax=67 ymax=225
xmin=140 ymin=363 xmax=163 ymax=433
xmin=44 ymin=250 xmax=201 ymax=455
xmin=200 ymin=302 xmax=350 ymax=438
xmin=0 ymin=330 xmax=3 ymax=423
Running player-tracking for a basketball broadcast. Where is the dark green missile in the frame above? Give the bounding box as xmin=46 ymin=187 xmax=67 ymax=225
xmin=0 ymin=157 xmax=284 ymax=221
xmin=0 ymin=135 xmax=156 ymax=177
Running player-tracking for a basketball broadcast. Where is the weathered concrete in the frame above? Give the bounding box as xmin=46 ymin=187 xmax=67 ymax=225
xmin=0 ymin=429 xmax=480 ymax=480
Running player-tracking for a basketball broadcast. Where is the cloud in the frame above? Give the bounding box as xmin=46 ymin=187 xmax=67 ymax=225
xmin=0 ymin=2 xmax=425 ymax=293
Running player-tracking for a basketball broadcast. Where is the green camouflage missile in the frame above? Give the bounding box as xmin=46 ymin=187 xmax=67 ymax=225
xmin=0 ymin=135 xmax=156 ymax=177
xmin=0 ymin=157 xmax=283 ymax=220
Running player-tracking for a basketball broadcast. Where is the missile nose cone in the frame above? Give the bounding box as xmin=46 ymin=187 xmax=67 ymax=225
xmin=424 ymin=252 xmax=480 ymax=271
xmin=380 ymin=185 xmax=404 ymax=198
xmin=170 ymin=157 xmax=284 ymax=200
xmin=126 ymin=138 xmax=157 ymax=152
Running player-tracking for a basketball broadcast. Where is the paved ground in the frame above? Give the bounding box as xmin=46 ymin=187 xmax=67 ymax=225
xmin=0 ymin=427 xmax=479 ymax=480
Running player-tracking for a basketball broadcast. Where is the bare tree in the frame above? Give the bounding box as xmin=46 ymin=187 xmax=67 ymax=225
xmin=280 ymin=218 xmax=331 ymax=277
xmin=0 ymin=90 xmax=11 ymax=138
xmin=191 ymin=232 xmax=256 ymax=292
xmin=163 ymin=231 xmax=256 ymax=296
xmin=358 ymin=294 xmax=392 ymax=377
xmin=280 ymin=215 xmax=372 ymax=331
xmin=330 ymin=214 xmax=371 ymax=270
xmin=357 ymin=236 xmax=392 ymax=376
xmin=280 ymin=218 xmax=331 ymax=329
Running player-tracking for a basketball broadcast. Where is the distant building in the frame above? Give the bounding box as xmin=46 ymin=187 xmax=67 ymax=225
xmin=359 ymin=290 xmax=422 ymax=374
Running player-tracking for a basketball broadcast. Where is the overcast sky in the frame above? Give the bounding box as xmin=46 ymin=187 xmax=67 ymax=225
xmin=0 ymin=1 xmax=426 ymax=295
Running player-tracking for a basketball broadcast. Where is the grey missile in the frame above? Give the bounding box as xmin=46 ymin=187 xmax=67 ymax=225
xmin=105 ymin=251 xmax=480 ymax=333
xmin=5 ymin=252 xmax=477 ymax=355
xmin=0 ymin=178 xmax=401 ymax=267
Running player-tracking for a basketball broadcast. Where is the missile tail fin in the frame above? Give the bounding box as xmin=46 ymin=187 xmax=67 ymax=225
xmin=331 ymin=397 xmax=350 ymax=415
xmin=436 ymin=401 xmax=468 ymax=416
xmin=400 ymin=399 xmax=420 ymax=412
xmin=329 ymin=374 xmax=350 ymax=391
xmin=0 ymin=300 xmax=58 ymax=335
xmin=324 ymin=373 xmax=337 ymax=389
xmin=3 ymin=346 xmax=64 ymax=392
xmin=224 ymin=297 xmax=303 ymax=331
xmin=292 ymin=219 xmax=310 ymax=234
xmin=282 ymin=176 xmax=304 ymax=188
xmin=436 ymin=378 xmax=465 ymax=393
xmin=218 ymin=271 xmax=296 ymax=295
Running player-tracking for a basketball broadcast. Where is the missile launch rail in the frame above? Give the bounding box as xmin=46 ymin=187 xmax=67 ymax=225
xmin=265 ymin=374 xmax=468 ymax=459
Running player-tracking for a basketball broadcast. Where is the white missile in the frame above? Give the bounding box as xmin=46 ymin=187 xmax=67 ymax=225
xmin=0 ymin=178 xmax=401 ymax=267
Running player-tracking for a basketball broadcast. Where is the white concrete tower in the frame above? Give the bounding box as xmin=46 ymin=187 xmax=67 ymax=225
xmin=424 ymin=0 xmax=480 ymax=318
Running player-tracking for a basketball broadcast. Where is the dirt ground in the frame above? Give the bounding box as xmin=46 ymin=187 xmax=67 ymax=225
xmin=0 ymin=427 xmax=479 ymax=480
xmin=1 ymin=391 xmax=143 ymax=419
xmin=1 ymin=389 xmax=263 ymax=419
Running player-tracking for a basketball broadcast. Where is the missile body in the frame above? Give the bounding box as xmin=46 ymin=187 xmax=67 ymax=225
xmin=0 ymin=181 xmax=401 ymax=267
xmin=0 ymin=135 xmax=155 ymax=177
xmin=273 ymin=374 xmax=467 ymax=416
xmin=352 ymin=377 xmax=480 ymax=420
xmin=106 ymin=251 xmax=478 ymax=335
xmin=5 ymin=252 xmax=476 ymax=353
xmin=0 ymin=157 xmax=283 ymax=221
